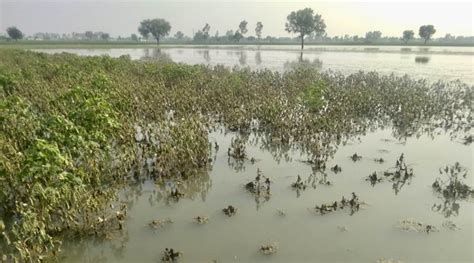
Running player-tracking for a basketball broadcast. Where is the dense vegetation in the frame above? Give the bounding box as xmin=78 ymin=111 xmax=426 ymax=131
xmin=0 ymin=49 xmax=472 ymax=261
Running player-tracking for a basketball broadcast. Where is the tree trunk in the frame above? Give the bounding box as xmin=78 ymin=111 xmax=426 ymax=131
xmin=156 ymin=37 xmax=160 ymax=45
xmin=300 ymin=33 xmax=305 ymax=50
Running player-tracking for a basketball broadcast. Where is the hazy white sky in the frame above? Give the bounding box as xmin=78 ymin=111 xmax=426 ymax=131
xmin=1 ymin=0 xmax=472 ymax=38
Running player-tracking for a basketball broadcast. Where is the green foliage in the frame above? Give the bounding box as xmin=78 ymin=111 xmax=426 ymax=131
xmin=301 ymin=81 xmax=327 ymax=112
xmin=402 ymin=30 xmax=415 ymax=43
xmin=138 ymin=18 xmax=172 ymax=44
xmin=365 ymin=31 xmax=382 ymax=42
xmin=285 ymin=8 xmax=326 ymax=49
xmin=6 ymin=27 xmax=23 ymax=41
xmin=419 ymin=25 xmax=436 ymax=44
xmin=0 ymin=49 xmax=471 ymax=261
xmin=239 ymin=20 xmax=248 ymax=35
xmin=255 ymin=22 xmax=263 ymax=39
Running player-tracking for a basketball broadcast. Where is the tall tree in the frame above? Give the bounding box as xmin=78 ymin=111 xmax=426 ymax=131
xmin=194 ymin=24 xmax=211 ymax=41
xmin=365 ymin=31 xmax=382 ymax=42
xmin=174 ymin=31 xmax=184 ymax=40
xmin=131 ymin=33 xmax=138 ymax=41
xmin=85 ymin=31 xmax=94 ymax=40
xmin=138 ymin=18 xmax=171 ymax=45
xmin=6 ymin=27 xmax=23 ymax=41
xmin=233 ymin=31 xmax=243 ymax=42
xmin=226 ymin=30 xmax=234 ymax=42
xmin=101 ymin=33 xmax=110 ymax=41
xmin=239 ymin=20 xmax=248 ymax=35
xmin=419 ymin=25 xmax=436 ymax=44
xmin=285 ymin=8 xmax=326 ymax=50
xmin=255 ymin=22 xmax=263 ymax=40
xmin=202 ymin=23 xmax=211 ymax=39
xmin=402 ymin=30 xmax=414 ymax=44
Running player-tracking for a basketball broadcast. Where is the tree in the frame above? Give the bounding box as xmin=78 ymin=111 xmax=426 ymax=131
xmin=233 ymin=31 xmax=243 ymax=42
xmin=6 ymin=27 xmax=23 ymax=41
xmin=255 ymin=22 xmax=263 ymax=40
xmin=402 ymin=30 xmax=414 ymax=44
xmin=285 ymin=8 xmax=326 ymax=50
xmin=419 ymin=25 xmax=436 ymax=44
xmin=239 ymin=20 xmax=248 ymax=35
xmin=84 ymin=31 xmax=94 ymax=40
xmin=131 ymin=33 xmax=138 ymax=41
xmin=101 ymin=33 xmax=110 ymax=41
xmin=202 ymin=23 xmax=211 ymax=39
xmin=226 ymin=30 xmax=234 ymax=42
xmin=174 ymin=31 xmax=184 ymax=40
xmin=365 ymin=31 xmax=382 ymax=42
xmin=443 ymin=33 xmax=455 ymax=41
xmin=138 ymin=18 xmax=171 ymax=45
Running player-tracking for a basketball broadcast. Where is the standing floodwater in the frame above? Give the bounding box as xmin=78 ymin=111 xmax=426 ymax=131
xmin=61 ymin=128 xmax=473 ymax=263
xmin=35 ymin=45 xmax=474 ymax=85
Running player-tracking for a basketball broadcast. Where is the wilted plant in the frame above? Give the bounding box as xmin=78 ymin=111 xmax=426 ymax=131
xmin=0 ymin=49 xmax=471 ymax=260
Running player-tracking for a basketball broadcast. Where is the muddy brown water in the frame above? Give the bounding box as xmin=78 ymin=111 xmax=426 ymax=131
xmin=61 ymin=128 xmax=473 ymax=263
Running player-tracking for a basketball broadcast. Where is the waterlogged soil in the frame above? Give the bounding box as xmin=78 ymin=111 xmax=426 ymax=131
xmin=34 ymin=45 xmax=474 ymax=84
xmin=61 ymin=128 xmax=473 ymax=263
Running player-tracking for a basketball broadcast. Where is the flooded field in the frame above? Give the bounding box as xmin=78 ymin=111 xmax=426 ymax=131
xmin=61 ymin=127 xmax=473 ymax=263
xmin=35 ymin=45 xmax=474 ymax=84
xmin=1 ymin=49 xmax=472 ymax=263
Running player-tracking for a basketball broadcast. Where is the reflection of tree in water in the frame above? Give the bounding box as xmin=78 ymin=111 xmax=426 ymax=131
xmin=255 ymin=51 xmax=262 ymax=65
xmin=415 ymin=56 xmax=430 ymax=64
xmin=197 ymin=50 xmax=211 ymax=63
xmin=283 ymin=54 xmax=323 ymax=71
xmin=142 ymin=48 xmax=173 ymax=62
xmin=238 ymin=51 xmax=247 ymax=66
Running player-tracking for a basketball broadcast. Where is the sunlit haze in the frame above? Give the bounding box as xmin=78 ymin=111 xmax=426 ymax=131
xmin=1 ymin=0 xmax=472 ymax=37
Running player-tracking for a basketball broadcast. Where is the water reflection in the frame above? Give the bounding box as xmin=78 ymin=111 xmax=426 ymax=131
xmin=431 ymin=163 xmax=472 ymax=218
xmin=197 ymin=50 xmax=211 ymax=62
xmin=415 ymin=56 xmax=430 ymax=63
xmin=432 ymin=198 xmax=460 ymax=218
xmin=238 ymin=51 xmax=247 ymax=65
xmin=283 ymin=54 xmax=323 ymax=71
xmin=255 ymin=51 xmax=262 ymax=65
xmin=142 ymin=48 xmax=172 ymax=62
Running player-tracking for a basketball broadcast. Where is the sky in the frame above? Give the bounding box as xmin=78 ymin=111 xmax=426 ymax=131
xmin=0 ymin=0 xmax=472 ymax=38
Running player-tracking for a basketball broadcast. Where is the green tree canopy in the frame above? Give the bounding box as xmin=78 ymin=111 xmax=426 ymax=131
xmin=233 ymin=31 xmax=243 ymax=42
xmin=255 ymin=22 xmax=263 ymax=40
xmin=365 ymin=31 xmax=382 ymax=42
xmin=138 ymin=18 xmax=171 ymax=45
xmin=6 ymin=27 xmax=23 ymax=41
xmin=239 ymin=20 xmax=248 ymax=35
xmin=419 ymin=25 xmax=436 ymax=44
xmin=285 ymin=8 xmax=326 ymax=50
xmin=85 ymin=31 xmax=93 ymax=39
xmin=402 ymin=30 xmax=414 ymax=44
xmin=100 ymin=33 xmax=110 ymax=41
xmin=174 ymin=31 xmax=184 ymax=40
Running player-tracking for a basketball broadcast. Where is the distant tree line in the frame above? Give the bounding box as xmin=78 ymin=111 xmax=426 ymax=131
xmin=3 ymin=8 xmax=471 ymax=48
